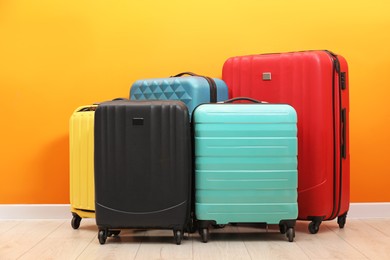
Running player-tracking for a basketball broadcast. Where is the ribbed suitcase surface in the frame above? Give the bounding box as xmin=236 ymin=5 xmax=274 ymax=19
xmin=69 ymin=105 xmax=96 ymax=226
xmin=130 ymin=76 xmax=228 ymax=117
xmin=222 ymin=50 xmax=350 ymax=233
xmin=193 ymin=103 xmax=298 ymax=225
xmin=94 ymin=100 xmax=191 ymax=241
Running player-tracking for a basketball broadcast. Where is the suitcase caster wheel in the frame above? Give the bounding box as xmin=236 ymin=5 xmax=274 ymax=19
xmin=308 ymin=221 xmax=320 ymax=234
xmin=174 ymin=230 xmax=182 ymax=245
xmin=338 ymin=213 xmax=347 ymax=229
xmin=98 ymin=230 xmax=107 ymax=245
xmin=187 ymin=213 xmax=197 ymax=234
xmin=200 ymin=228 xmax=209 ymax=243
xmin=71 ymin=214 xmax=81 ymax=230
xmin=279 ymin=224 xmax=287 ymax=234
xmin=212 ymin=224 xmax=226 ymax=229
xmin=188 ymin=221 xmax=197 ymax=234
xmin=286 ymin=228 xmax=295 ymax=242
xmin=108 ymin=230 xmax=121 ymax=237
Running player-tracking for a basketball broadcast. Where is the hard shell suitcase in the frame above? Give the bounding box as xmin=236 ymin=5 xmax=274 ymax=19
xmin=130 ymin=72 xmax=228 ymax=118
xmin=94 ymin=100 xmax=192 ymax=245
xmin=69 ymin=105 xmax=97 ymax=229
xmin=193 ymin=98 xmax=298 ymax=242
xmin=222 ymin=50 xmax=350 ymax=233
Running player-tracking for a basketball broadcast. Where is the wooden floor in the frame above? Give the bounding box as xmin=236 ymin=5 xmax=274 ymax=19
xmin=1 ymin=218 xmax=389 ymax=259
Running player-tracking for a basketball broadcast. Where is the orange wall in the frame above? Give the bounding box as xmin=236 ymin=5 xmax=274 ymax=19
xmin=1 ymin=0 xmax=389 ymax=203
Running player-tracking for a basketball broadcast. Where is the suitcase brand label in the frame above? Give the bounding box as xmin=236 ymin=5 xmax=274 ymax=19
xmin=132 ymin=118 xmax=144 ymax=125
xmin=262 ymin=72 xmax=272 ymax=81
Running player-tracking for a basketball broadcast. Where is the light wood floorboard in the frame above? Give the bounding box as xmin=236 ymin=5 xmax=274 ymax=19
xmin=0 ymin=220 xmax=63 ymax=259
xmin=0 ymin=218 xmax=389 ymax=259
xmin=193 ymin=225 xmax=252 ymax=260
xmin=18 ymin=220 xmax=96 ymax=260
xmin=327 ymin=219 xmax=390 ymax=259
xmin=294 ymin=221 xmax=368 ymax=259
xmin=77 ymin=227 xmax=144 ymax=259
xmin=238 ymin=224 xmax=310 ymax=259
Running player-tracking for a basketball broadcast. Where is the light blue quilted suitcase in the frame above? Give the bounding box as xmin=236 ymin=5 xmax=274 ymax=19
xmin=129 ymin=72 xmax=228 ymax=118
xmin=193 ymin=97 xmax=298 ymax=243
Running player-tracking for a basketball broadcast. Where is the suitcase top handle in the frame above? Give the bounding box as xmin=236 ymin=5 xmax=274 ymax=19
xmin=223 ymin=97 xmax=263 ymax=104
xmin=171 ymin=72 xmax=198 ymax=77
xmin=77 ymin=106 xmax=97 ymax=112
xmin=170 ymin=72 xmax=217 ymax=103
xmin=93 ymin=97 xmax=128 ymax=105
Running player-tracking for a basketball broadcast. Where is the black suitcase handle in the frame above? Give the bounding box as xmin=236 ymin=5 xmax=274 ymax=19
xmin=93 ymin=97 xmax=128 ymax=105
xmin=78 ymin=106 xmax=97 ymax=112
xmin=223 ymin=97 xmax=263 ymax=103
xmin=171 ymin=72 xmax=217 ymax=103
xmin=171 ymin=72 xmax=199 ymax=77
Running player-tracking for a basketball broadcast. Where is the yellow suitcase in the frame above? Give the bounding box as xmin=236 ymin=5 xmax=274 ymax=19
xmin=69 ymin=105 xmax=97 ymax=229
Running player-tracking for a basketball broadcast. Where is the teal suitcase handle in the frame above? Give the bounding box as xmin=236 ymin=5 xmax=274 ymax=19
xmin=223 ymin=97 xmax=263 ymax=103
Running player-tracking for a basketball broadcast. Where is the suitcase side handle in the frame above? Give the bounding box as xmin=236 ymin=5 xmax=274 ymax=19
xmin=223 ymin=97 xmax=263 ymax=103
xmin=170 ymin=72 xmax=217 ymax=103
xmin=341 ymin=108 xmax=347 ymax=159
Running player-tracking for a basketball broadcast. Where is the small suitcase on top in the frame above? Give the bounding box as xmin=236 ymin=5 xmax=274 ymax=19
xmin=222 ymin=50 xmax=350 ymax=234
xmin=193 ymin=97 xmax=298 ymax=242
xmin=129 ymin=72 xmax=228 ymax=118
xmin=69 ymin=105 xmax=97 ymax=229
xmin=94 ymin=99 xmax=192 ymax=245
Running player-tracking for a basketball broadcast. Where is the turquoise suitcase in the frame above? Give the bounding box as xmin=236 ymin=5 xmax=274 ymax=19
xmin=193 ymin=98 xmax=298 ymax=242
xmin=130 ymin=72 xmax=228 ymax=118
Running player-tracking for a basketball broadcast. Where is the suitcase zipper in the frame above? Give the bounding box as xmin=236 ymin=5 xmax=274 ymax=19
xmin=203 ymin=76 xmax=217 ymax=103
xmin=171 ymin=72 xmax=217 ymax=103
xmin=324 ymin=50 xmax=344 ymax=220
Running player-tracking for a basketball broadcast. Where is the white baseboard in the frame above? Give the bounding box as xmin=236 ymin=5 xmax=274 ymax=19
xmin=0 ymin=204 xmax=71 ymax=219
xmin=348 ymin=203 xmax=390 ymax=219
xmin=0 ymin=203 xmax=389 ymax=220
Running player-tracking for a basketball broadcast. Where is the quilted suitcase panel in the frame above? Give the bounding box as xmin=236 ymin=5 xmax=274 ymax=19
xmin=130 ymin=75 xmax=228 ymax=117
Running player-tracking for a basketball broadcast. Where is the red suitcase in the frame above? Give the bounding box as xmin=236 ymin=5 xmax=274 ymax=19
xmin=222 ymin=50 xmax=350 ymax=233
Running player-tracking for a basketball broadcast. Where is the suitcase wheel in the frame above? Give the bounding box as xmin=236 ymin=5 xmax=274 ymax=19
xmin=286 ymin=228 xmax=295 ymax=242
xmin=98 ymin=230 xmax=107 ymax=245
xmin=308 ymin=221 xmax=321 ymax=234
xmin=279 ymin=224 xmax=287 ymax=234
xmin=186 ymin=212 xmax=197 ymax=234
xmin=71 ymin=214 xmax=81 ymax=230
xmin=173 ymin=230 xmax=183 ymax=245
xmin=200 ymin=228 xmax=209 ymax=243
xmin=337 ymin=213 xmax=347 ymax=229
xmin=108 ymin=230 xmax=121 ymax=237
xmin=212 ymin=224 xmax=226 ymax=229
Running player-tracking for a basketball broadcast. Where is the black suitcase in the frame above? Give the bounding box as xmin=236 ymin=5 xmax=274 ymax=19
xmin=94 ymin=100 xmax=192 ymax=245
